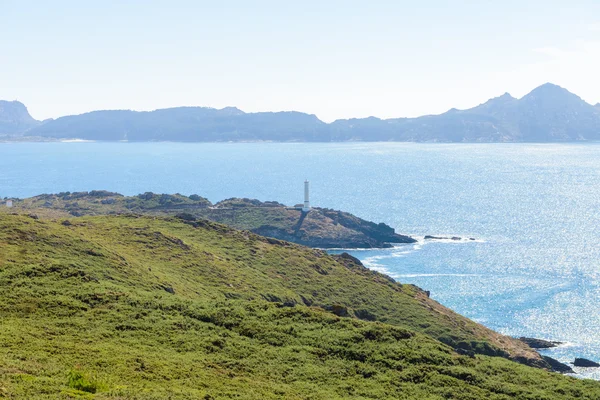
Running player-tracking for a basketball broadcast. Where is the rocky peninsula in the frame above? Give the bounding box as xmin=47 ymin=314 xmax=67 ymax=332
xmin=4 ymin=191 xmax=416 ymax=249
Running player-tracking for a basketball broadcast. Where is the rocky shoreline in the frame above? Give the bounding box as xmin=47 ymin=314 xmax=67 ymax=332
xmin=518 ymin=337 xmax=600 ymax=374
xmin=519 ymin=337 xmax=564 ymax=349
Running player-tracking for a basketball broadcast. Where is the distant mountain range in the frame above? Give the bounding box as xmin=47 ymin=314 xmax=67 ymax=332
xmin=3 ymin=83 xmax=600 ymax=142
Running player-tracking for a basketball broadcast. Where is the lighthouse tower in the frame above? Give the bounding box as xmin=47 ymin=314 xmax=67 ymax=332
xmin=302 ymin=180 xmax=311 ymax=212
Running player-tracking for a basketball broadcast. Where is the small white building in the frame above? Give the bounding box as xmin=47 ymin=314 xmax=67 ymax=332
xmin=6 ymin=200 xmax=13 ymax=208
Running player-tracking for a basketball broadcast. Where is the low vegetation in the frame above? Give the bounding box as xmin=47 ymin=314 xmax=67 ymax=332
xmin=1 ymin=213 xmax=599 ymax=399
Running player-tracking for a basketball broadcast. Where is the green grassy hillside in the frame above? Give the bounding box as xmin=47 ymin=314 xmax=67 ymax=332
xmin=1 ymin=213 xmax=599 ymax=399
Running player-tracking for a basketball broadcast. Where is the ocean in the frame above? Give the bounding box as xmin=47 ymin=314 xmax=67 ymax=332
xmin=2 ymin=141 xmax=600 ymax=379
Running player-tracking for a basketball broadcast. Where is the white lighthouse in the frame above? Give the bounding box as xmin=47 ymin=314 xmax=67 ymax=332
xmin=302 ymin=180 xmax=311 ymax=212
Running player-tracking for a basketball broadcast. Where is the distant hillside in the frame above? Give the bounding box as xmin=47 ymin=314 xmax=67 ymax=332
xmin=14 ymin=83 xmax=600 ymax=142
xmin=25 ymin=107 xmax=327 ymax=142
xmin=0 ymin=100 xmax=40 ymax=135
xmin=10 ymin=191 xmax=415 ymax=248
xmin=332 ymin=84 xmax=600 ymax=142
xmin=2 ymin=212 xmax=599 ymax=398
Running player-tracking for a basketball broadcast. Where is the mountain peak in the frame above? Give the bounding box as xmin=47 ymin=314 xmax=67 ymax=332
xmin=520 ymin=82 xmax=586 ymax=107
xmin=499 ymin=92 xmax=515 ymax=99
xmin=0 ymin=99 xmax=25 ymax=106
xmin=219 ymin=106 xmax=245 ymax=115
xmin=0 ymin=100 xmax=40 ymax=134
xmin=538 ymin=82 xmax=563 ymax=89
xmin=487 ymin=92 xmax=517 ymax=103
xmin=0 ymin=100 xmax=30 ymax=116
xmin=525 ymin=82 xmax=572 ymax=97
xmin=469 ymin=91 xmax=517 ymax=114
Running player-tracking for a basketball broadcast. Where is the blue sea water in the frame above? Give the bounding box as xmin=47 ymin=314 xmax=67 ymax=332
xmin=2 ymin=142 xmax=600 ymax=379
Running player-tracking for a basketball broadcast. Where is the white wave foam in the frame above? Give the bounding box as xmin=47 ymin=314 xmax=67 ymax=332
xmin=361 ymin=255 xmax=401 ymax=279
xmin=361 ymin=255 xmax=387 ymax=268
xmin=369 ymin=266 xmax=400 ymax=279
xmin=398 ymin=273 xmax=480 ymax=278
xmin=324 ymin=235 xmax=482 ymax=253
xmin=335 ymin=236 xmax=481 ymax=281
xmin=553 ymin=341 xmax=579 ymax=349
xmin=60 ymin=139 xmax=96 ymax=143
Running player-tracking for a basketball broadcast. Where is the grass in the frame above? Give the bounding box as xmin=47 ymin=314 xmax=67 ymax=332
xmin=0 ymin=213 xmax=599 ymax=398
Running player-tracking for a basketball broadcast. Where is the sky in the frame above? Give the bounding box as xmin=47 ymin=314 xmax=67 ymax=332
xmin=2 ymin=0 xmax=600 ymax=122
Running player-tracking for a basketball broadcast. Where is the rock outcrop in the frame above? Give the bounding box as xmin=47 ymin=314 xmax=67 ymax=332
xmin=574 ymin=358 xmax=600 ymax=368
xmin=519 ymin=337 xmax=563 ymax=349
xmin=542 ymin=356 xmax=574 ymax=374
xmin=424 ymin=235 xmax=476 ymax=241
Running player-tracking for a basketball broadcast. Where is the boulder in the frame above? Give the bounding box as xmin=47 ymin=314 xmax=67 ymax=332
xmin=542 ymin=356 xmax=574 ymax=374
xmin=574 ymin=358 xmax=600 ymax=368
xmin=324 ymin=304 xmax=350 ymax=317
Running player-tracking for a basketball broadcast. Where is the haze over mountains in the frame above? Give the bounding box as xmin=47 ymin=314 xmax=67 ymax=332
xmin=3 ymin=83 xmax=600 ymax=142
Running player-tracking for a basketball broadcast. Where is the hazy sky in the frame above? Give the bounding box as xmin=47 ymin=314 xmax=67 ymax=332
xmin=2 ymin=1 xmax=600 ymax=121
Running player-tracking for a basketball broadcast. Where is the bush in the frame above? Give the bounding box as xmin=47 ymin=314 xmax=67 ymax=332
xmin=67 ymin=369 xmax=103 ymax=393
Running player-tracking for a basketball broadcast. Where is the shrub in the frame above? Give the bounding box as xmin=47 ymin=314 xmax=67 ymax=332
xmin=67 ymin=369 xmax=103 ymax=394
